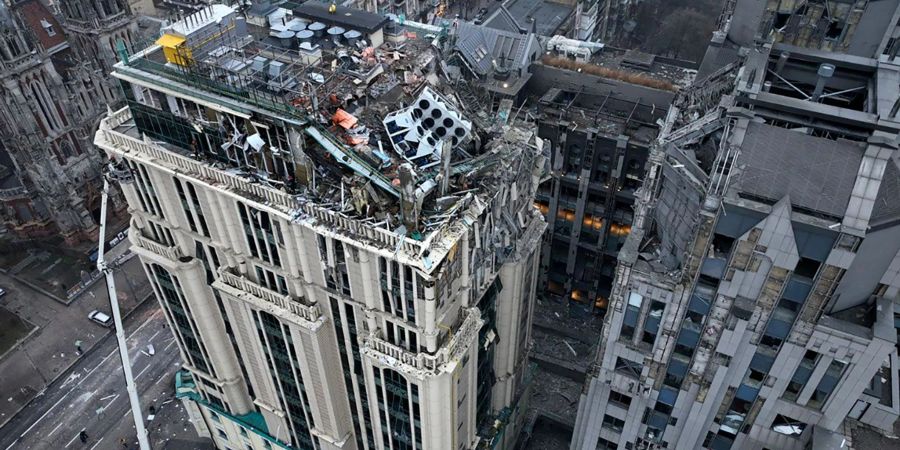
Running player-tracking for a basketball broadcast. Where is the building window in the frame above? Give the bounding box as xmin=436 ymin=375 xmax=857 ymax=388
xmin=598 ymin=436 xmax=618 ymax=450
xmin=863 ymin=356 xmax=893 ymax=407
xmin=255 ymin=265 xmax=288 ymax=295
xmin=255 ymin=310 xmax=316 ymax=448
xmin=621 ymin=292 xmax=643 ymax=341
xmin=609 ymin=390 xmax=632 ymax=409
xmin=129 ymin=161 xmax=165 ymax=218
xmin=238 ymin=202 xmax=281 ymax=267
xmin=217 ymin=429 xmax=228 ymax=440
xmin=807 ymin=359 xmax=848 ymax=409
xmin=615 ymin=357 xmax=643 ymax=379
xmin=210 ymin=411 xmax=221 ymax=423
xmin=792 ymin=352 xmax=824 ymax=399
xmin=771 ymin=414 xmax=806 ymax=436
xmin=642 ymin=300 xmax=665 ymax=345
xmin=602 ymin=414 xmax=625 ymax=433
xmin=374 ymin=367 xmax=422 ymax=450
xmin=239 ymin=427 xmax=248 ymax=438
xmin=150 ymin=264 xmax=213 ymax=375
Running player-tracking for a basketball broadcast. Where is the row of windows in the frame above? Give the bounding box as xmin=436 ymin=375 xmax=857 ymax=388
xmin=378 ymin=256 xmax=421 ymax=324
xmin=126 ymin=85 xmax=302 ymax=191
xmin=239 ymin=202 xmax=283 ymax=267
xmin=150 ymin=263 xmax=214 ymax=377
xmin=331 ymin=298 xmax=376 ymax=450
xmin=255 ymin=310 xmax=317 ymax=449
xmin=373 ymin=367 xmax=422 ymax=450
xmin=129 ymin=160 xmax=165 ymax=219
xmin=174 ymin=177 xmax=210 ymax=237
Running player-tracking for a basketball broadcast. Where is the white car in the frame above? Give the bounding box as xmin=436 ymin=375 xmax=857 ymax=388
xmin=88 ymin=310 xmax=113 ymax=327
xmin=0 ymin=287 xmax=6 ymax=298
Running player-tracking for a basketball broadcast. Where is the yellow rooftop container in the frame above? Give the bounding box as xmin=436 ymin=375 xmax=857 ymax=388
xmin=156 ymin=34 xmax=190 ymax=66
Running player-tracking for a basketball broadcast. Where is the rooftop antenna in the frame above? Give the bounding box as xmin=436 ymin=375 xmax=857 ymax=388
xmin=97 ymin=165 xmax=151 ymax=450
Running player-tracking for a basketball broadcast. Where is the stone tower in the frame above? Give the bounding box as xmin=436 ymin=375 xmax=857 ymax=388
xmin=59 ymin=0 xmax=137 ymax=72
xmin=0 ymin=0 xmax=123 ymax=244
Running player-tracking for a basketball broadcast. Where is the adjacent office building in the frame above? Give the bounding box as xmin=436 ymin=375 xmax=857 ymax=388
xmin=529 ymin=55 xmax=690 ymax=313
xmin=96 ymin=4 xmax=545 ymax=450
xmin=572 ymin=0 xmax=900 ymax=448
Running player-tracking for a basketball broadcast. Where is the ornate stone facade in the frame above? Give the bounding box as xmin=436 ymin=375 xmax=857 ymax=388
xmin=0 ymin=0 xmax=134 ymax=244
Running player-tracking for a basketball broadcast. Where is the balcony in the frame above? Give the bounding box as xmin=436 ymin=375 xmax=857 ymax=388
xmin=216 ymin=269 xmax=321 ymax=324
xmin=363 ymin=307 xmax=483 ymax=376
xmin=131 ymin=231 xmax=184 ymax=261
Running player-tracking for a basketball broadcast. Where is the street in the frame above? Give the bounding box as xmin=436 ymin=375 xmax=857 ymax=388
xmin=0 ymin=299 xmax=201 ymax=449
xmin=0 ymin=248 xmax=150 ymax=428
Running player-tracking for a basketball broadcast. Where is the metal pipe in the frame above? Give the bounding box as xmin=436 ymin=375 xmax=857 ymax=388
xmin=812 ymin=63 xmax=836 ymax=102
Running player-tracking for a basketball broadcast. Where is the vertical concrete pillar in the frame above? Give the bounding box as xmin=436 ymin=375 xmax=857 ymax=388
xmin=176 ymin=256 xmax=253 ymax=414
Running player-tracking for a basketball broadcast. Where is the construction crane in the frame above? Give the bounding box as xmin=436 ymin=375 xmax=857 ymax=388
xmin=96 ymin=163 xmax=151 ymax=450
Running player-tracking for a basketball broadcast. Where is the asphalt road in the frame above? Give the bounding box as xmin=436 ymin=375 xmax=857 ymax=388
xmin=0 ymin=299 xmax=184 ymax=450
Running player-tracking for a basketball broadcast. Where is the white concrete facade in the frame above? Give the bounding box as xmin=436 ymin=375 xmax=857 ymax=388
xmin=95 ymin=63 xmax=545 ymax=450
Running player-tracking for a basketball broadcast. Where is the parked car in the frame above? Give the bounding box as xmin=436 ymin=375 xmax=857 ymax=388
xmin=88 ymin=310 xmax=113 ymax=327
xmin=0 ymin=287 xmax=6 ymax=298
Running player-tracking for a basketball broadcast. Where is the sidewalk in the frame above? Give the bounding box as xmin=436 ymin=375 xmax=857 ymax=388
xmin=0 ymin=252 xmax=153 ymax=429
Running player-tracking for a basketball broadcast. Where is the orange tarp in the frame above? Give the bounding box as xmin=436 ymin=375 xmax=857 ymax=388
xmin=332 ymin=109 xmax=358 ymax=129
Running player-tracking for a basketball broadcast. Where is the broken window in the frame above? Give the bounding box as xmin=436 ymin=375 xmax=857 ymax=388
xmin=620 ymin=292 xmax=643 ymax=341
xmin=608 ymin=390 xmax=632 ymax=409
xmin=771 ymin=414 xmax=807 ymax=436
xmin=863 ymin=357 xmax=893 ymax=407
xmin=825 ymin=21 xmax=844 ymax=40
xmin=602 ymin=414 xmax=625 ymax=433
xmin=642 ymin=301 xmax=665 ymax=346
xmin=238 ymin=202 xmax=281 ymax=267
xmin=807 ymin=359 xmax=848 ymax=409
xmin=615 ymin=356 xmax=643 ymax=379
xmin=773 ymin=12 xmax=791 ymax=29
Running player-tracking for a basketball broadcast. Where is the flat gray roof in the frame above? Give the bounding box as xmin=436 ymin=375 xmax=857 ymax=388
xmin=292 ymin=1 xmax=389 ymax=33
xmin=503 ymin=0 xmax=572 ymax=36
xmin=734 ymin=122 xmax=865 ymax=218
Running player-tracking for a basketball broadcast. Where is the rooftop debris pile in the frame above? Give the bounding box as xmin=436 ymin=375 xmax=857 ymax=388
xmin=112 ymin=4 xmax=548 ymax=256
xmin=541 ymin=55 xmax=677 ymax=91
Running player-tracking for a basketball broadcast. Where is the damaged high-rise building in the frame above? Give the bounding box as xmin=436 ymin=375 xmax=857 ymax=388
xmin=0 ymin=0 xmax=134 ymax=244
xmin=96 ymin=4 xmax=546 ymax=450
xmin=572 ymin=0 xmax=900 ymax=449
xmin=529 ymin=56 xmax=692 ymax=313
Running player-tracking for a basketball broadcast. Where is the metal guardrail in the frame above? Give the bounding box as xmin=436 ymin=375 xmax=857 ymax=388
xmin=124 ymin=41 xmax=304 ymax=122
